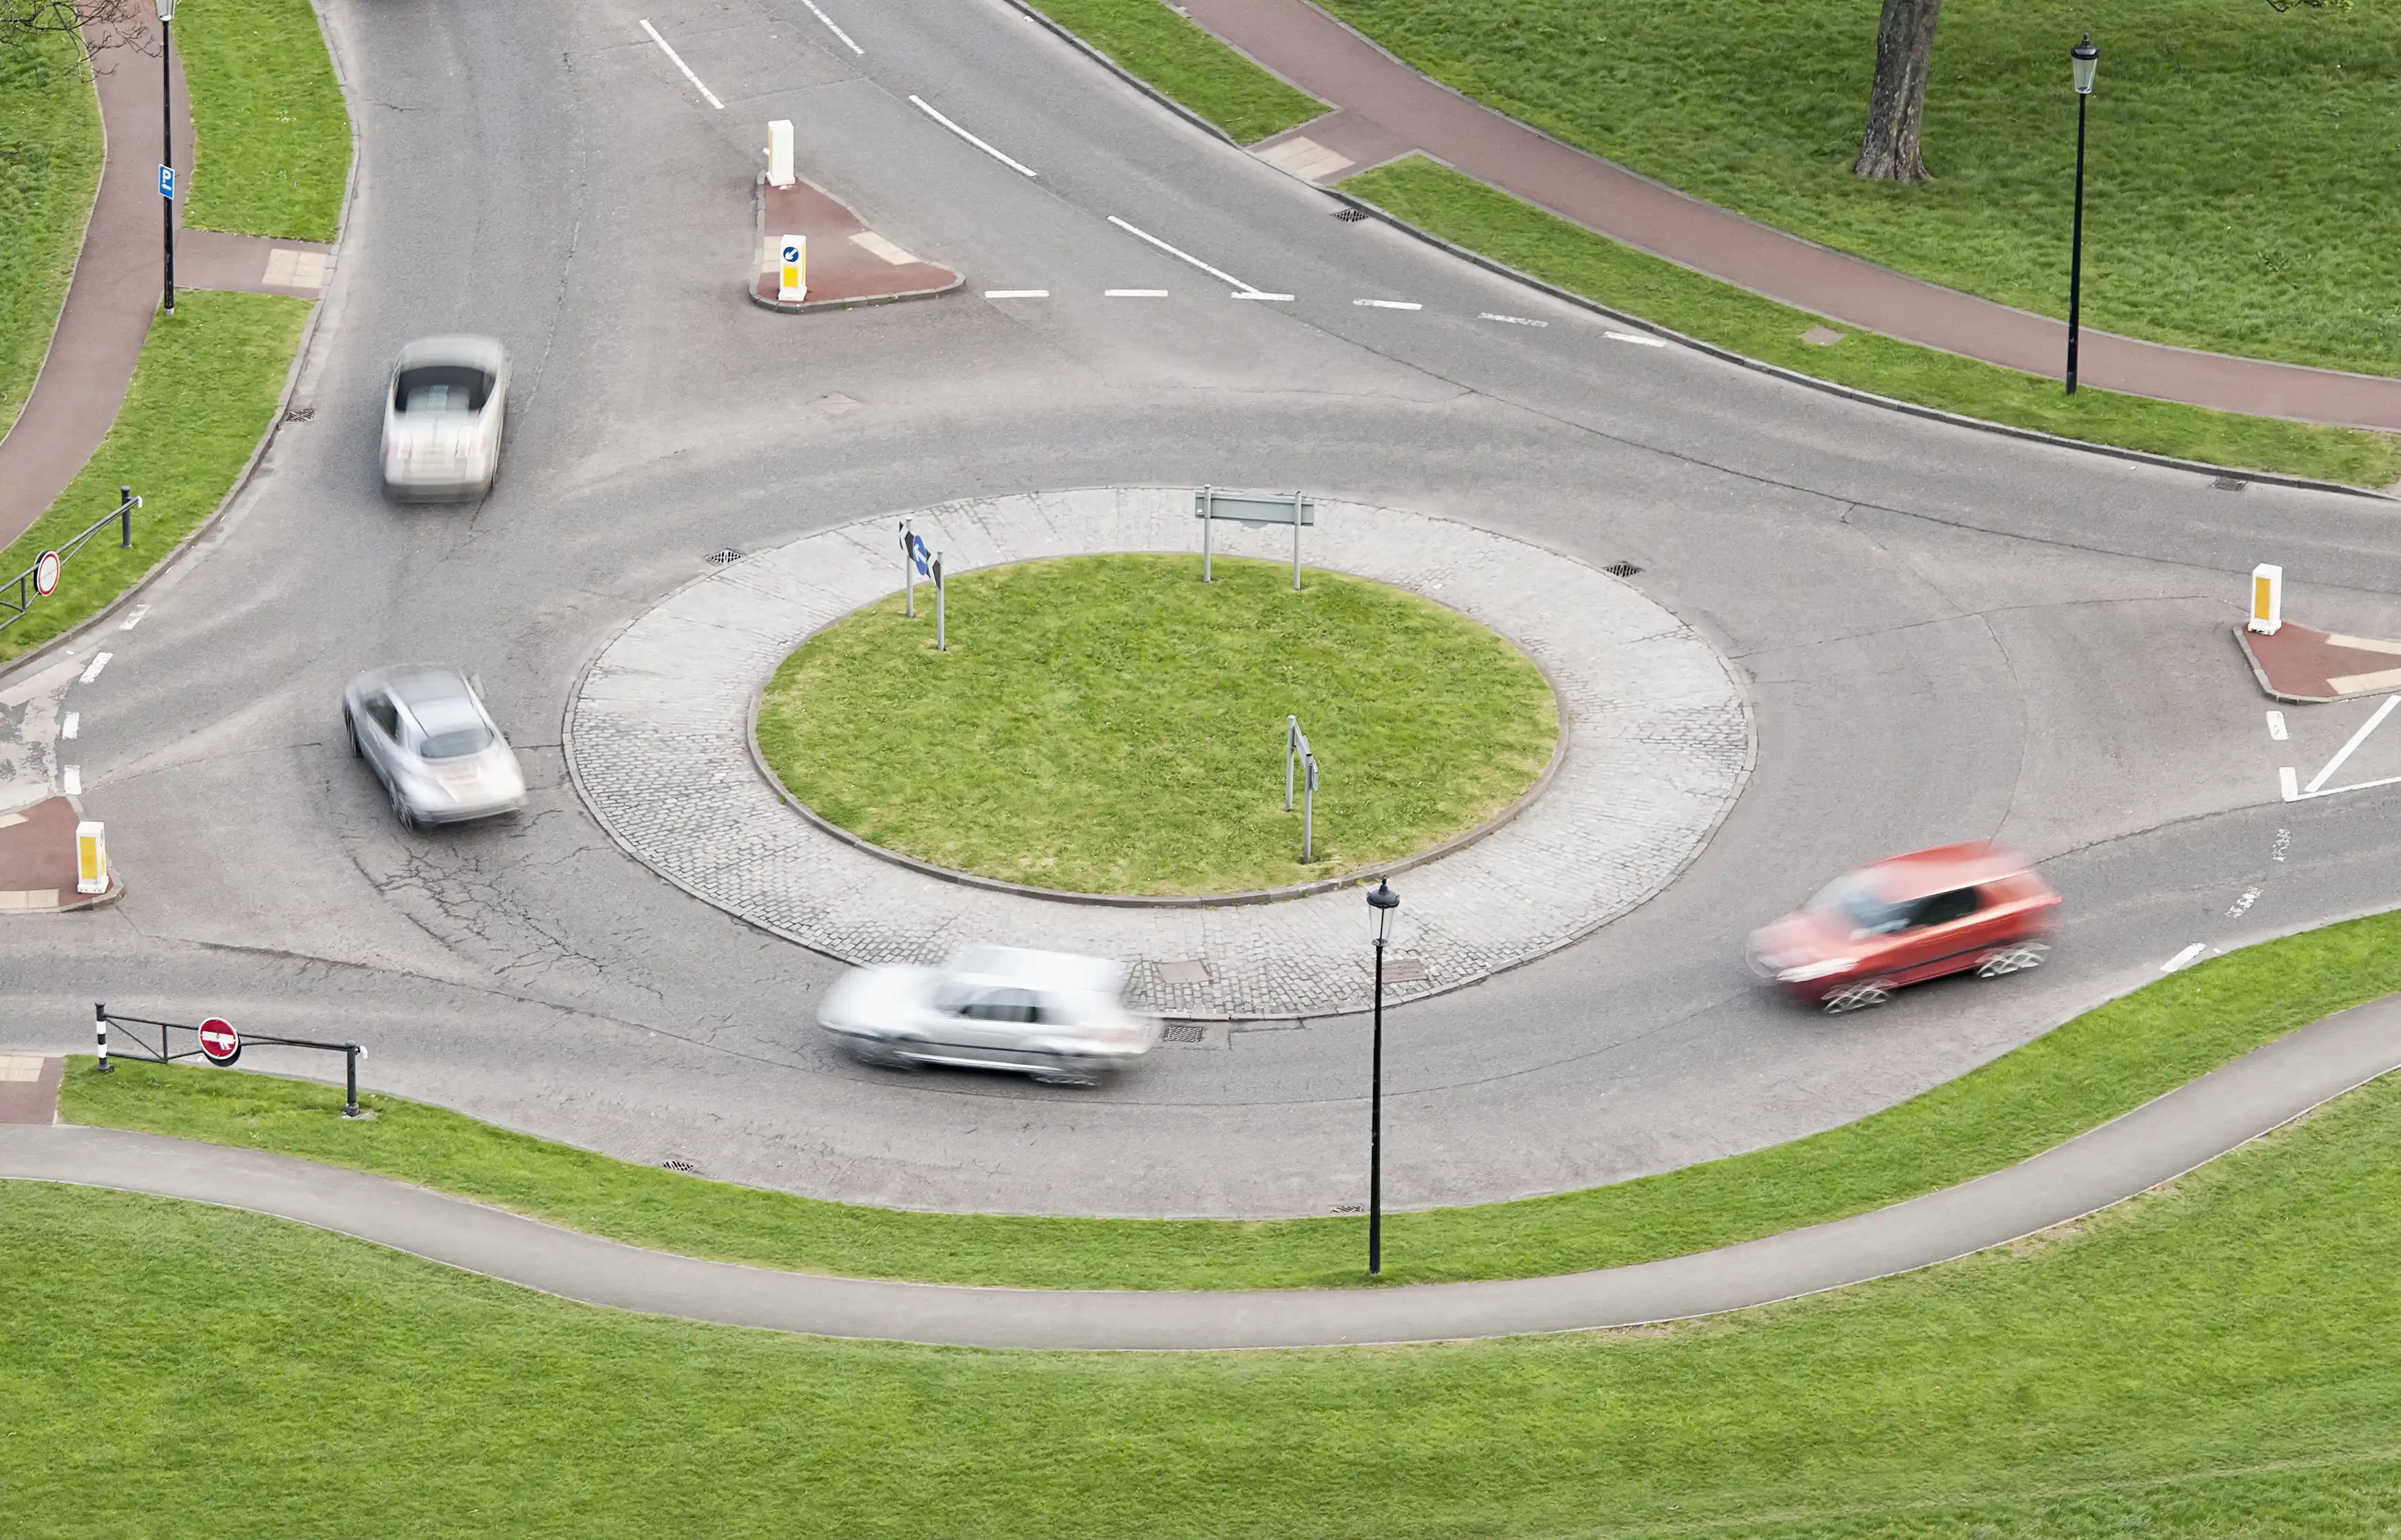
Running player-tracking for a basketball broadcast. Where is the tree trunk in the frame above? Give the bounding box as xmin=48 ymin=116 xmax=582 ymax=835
xmin=1853 ymin=0 xmax=1943 ymax=182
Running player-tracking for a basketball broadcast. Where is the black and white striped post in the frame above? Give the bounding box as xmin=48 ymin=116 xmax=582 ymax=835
xmin=94 ymin=1001 xmax=109 ymax=1071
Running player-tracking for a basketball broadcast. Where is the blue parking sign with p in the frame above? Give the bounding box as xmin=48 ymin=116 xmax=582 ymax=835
xmin=158 ymin=164 xmax=174 ymax=198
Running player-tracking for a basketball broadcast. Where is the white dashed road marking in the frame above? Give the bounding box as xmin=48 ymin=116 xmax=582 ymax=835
xmin=908 ymin=96 xmax=1038 ymax=178
xmin=1230 ymin=292 xmax=1294 ymax=301
xmin=119 ymin=604 xmax=149 ymax=630
xmin=1354 ymin=299 xmax=1422 ymax=310
xmin=78 ymin=652 xmax=110 ymax=684
xmin=1605 ymin=330 xmax=1668 ymax=347
xmin=637 ymin=21 xmax=725 ymax=110
xmin=2161 ymin=942 xmax=2208 ymax=973
xmin=61 ymin=766 xmax=80 ymax=795
xmin=796 ymin=0 xmax=863 ymax=54
xmin=60 ymin=713 xmax=76 ymax=740
xmin=1480 ymin=312 xmax=1548 ymax=327
xmin=1105 ymin=215 xmax=1273 ymax=297
xmin=2266 ymin=709 xmax=2287 ymax=740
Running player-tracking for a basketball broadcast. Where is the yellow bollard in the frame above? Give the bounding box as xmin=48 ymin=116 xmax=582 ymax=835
xmin=74 ymin=821 xmax=106 ymax=895
xmin=2248 ymin=564 xmax=2283 ymax=636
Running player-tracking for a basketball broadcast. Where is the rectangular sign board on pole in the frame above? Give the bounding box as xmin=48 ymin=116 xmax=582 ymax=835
xmin=1195 ymin=489 xmax=1316 ymax=589
xmin=778 ymin=236 xmax=807 ymax=302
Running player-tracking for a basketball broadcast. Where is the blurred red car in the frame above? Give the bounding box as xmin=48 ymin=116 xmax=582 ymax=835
xmin=1747 ymin=843 xmax=2060 ymax=1014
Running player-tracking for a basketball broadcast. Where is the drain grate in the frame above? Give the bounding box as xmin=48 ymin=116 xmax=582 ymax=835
xmin=281 ymin=404 xmax=316 ymax=423
xmin=704 ymin=549 xmax=745 ymax=566
xmin=1162 ymin=1022 xmax=1206 ymax=1043
xmin=660 ymin=1157 xmax=701 ymax=1174
xmin=1333 ymin=206 xmax=1369 ymax=222
xmin=1604 ymin=561 xmax=1642 ymax=578
xmin=2212 ymin=476 xmax=2249 ymax=492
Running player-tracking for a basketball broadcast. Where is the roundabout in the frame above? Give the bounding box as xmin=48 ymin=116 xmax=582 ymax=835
xmin=567 ymin=489 xmax=1751 ymax=1019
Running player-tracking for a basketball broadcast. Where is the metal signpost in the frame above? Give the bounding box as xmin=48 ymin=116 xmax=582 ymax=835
xmin=1194 ymin=487 xmax=1316 ymax=589
xmin=1286 ymin=716 xmax=1320 ymax=863
xmin=95 ymin=1003 xmax=370 ymax=1117
xmin=932 ymin=551 xmax=946 ymax=652
xmin=158 ymin=0 xmax=175 ymax=317
xmin=0 ymin=489 xmax=136 ymax=637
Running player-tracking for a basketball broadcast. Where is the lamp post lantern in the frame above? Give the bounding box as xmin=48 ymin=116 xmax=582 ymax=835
xmin=2064 ymin=33 xmax=2098 ymax=395
xmin=1365 ymin=877 xmax=1399 ymax=1276
xmin=159 ymin=0 xmax=176 ymax=317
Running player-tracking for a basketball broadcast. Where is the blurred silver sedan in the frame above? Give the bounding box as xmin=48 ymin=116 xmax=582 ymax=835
xmin=820 ymin=946 xmax=1164 ymax=1086
xmin=343 ymin=665 xmax=525 ymax=828
xmin=381 ymin=335 xmax=507 ymax=500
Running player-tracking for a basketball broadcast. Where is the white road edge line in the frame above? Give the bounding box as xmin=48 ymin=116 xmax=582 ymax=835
xmin=796 ymin=0 xmax=863 ymax=54
xmin=2304 ymin=693 xmax=2398 ymax=794
xmin=908 ymin=96 xmax=1038 ymax=178
xmin=983 ymin=289 xmax=1049 ymax=299
xmin=78 ymin=652 xmax=110 ymax=684
xmin=60 ymin=712 xmax=77 ymax=740
xmin=2161 ymin=942 xmax=2208 ymax=973
xmin=1605 ymin=330 xmax=1669 ymax=347
xmin=1105 ymin=215 xmax=1270 ymax=296
xmin=1354 ymin=299 xmax=1422 ymax=310
xmin=1105 ymin=289 xmax=1168 ymax=298
xmin=638 ymin=21 xmax=725 ymax=110
xmin=1230 ymin=291 xmax=1294 ymax=301
xmin=119 ymin=604 xmax=149 ymax=630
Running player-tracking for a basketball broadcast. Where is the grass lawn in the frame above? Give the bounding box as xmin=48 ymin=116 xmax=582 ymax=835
xmin=1319 ymin=0 xmax=2401 ymax=378
xmin=1347 ymin=158 xmax=2401 ymax=489
xmin=1021 ymin=0 xmax=1323 ymax=143
xmin=61 ymin=905 xmax=2401 ymax=1291
xmin=755 ymin=554 xmax=1558 ymax=895
xmin=0 ymin=28 xmax=102 ymax=438
xmin=0 ymin=290 xmax=308 ymax=665
xmin=14 ymin=1063 xmax=2401 ymax=1536
xmin=180 ymin=0 xmax=349 ymax=240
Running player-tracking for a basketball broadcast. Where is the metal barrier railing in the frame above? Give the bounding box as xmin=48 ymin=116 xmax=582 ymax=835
xmin=94 ymin=1002 xmax=367 ymax=1117
xmin=0 ymin=488 xmax=138 ymax=636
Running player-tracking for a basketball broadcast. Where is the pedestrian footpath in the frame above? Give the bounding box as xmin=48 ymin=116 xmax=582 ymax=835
xmin=1187 ymin=0 xmax=2401 ymax=432
xmin=6 ymin=994 xmax=2395 ymax=1348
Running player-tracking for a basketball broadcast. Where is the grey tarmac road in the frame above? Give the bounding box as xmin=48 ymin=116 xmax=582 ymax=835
xmin=5 ymin=0 xmax=2400 ymax=1217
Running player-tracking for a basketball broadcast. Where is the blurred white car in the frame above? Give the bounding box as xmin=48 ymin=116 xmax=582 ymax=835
xmin=381 ymin=335 xmax=507 ymax=500
xmin=343 ymin=665 xmax=526 ymax=828
xmin=820 ymin=946 xmax=1164 ymax=1087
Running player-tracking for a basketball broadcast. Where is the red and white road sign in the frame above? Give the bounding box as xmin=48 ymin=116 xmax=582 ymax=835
xmin=197 ymin=1017 xmax=240 ymax=1065
xmin=32 ymin=550 xmax=61 ymax=597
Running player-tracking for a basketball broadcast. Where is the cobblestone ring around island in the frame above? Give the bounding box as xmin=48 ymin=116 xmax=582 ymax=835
xmin=565 ymin=489 xmax=1753 ymax=1019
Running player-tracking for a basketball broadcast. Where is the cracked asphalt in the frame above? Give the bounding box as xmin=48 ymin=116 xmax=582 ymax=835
xmin=3 ymin=0 xmax=2400 ymax=1217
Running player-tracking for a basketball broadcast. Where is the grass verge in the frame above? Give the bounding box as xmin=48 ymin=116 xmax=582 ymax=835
xmin=0 ymin=28 xmax=103 ymax=437
xmin=1017 ymin=0 xmax=1323 ymax=144
xmin=1346 ymin=157 xmax=2401 ymax=489
xmin=1319 ymin=0 xmax=2401 ymax=379
xmin=0 ymin=290 xmax=308 ymax=666
xmin=14 ymin=1065 xmax=2401 ymax=1535
xmin=180 ymin=0 xmax=350 ymax=241
xmin=756 ymin=554 xmax=1558 ymax=894
xmin=61 ymin=905 xmax=2401 ymax=1290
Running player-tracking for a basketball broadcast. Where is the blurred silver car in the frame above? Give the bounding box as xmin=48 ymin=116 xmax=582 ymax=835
xmin=381 ymin=335 xmax=507 ymax=500
xmin=343 ymin=665 xmax=526 ymax=828
xmin=820 ymin=945 xmax=1164 ymax=1086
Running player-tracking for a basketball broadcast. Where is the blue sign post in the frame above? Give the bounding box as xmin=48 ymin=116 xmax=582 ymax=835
xmin=158 ymin=164 xmax=174 ymax=199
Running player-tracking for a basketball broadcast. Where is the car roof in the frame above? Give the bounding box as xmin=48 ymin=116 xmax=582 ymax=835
xmin=1855 ymin=842 xmax=2031 ymax=901
xmin=945 ymin=945 xmax=1125 ymax=994
xmin=392 ymin=335 xmax=506 ymax=373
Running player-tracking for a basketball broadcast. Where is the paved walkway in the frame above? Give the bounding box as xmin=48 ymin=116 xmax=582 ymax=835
xmin=0 ymin=32 xmax=335 ymax=550
xmin=566 ymin=489 xmax=1750 ymax=1019
xmin=8 ymin=993 xmax=2398 ymax=1347
xmin=1191 ymin=0 xmax=2401 ymax=432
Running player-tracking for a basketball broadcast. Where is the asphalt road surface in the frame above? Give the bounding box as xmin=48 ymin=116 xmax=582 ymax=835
xmin=8 ymin=0 xmax=2401 ymax=1217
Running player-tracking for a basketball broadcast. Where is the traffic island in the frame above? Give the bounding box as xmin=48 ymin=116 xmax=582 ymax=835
xmin=0 ymin=795 xmax=119 ymax=912
xmin=2237 ymin=621 xmax=2401 ymax=705
xmin=749 ymin=173 xmax=963 ymax=313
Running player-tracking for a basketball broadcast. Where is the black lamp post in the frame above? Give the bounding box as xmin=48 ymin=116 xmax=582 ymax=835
xmin=2064 ymin=32 xmax=2098 ymax=395
xmin=1366 ymin=877 xmax=1399 ymax=1276
xmin=159 ymin=0 xmax=176 ymax=317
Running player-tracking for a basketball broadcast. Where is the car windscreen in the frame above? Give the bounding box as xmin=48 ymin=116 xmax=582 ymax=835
xmin=1808 ymin=875 xmax=1913 ymax=936
xmin=394 ymin=365 xmax=491 ymax=414
xmin=418 ymin=723 xmax=495 ymax=760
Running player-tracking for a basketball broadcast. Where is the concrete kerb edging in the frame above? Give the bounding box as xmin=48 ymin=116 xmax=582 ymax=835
xmin=994 ymin=0 xmax=1246 ymax=149
xmin=737 ymin=600 xmax=1574 ymax=910
xmin=0 ymin=0 xmax=363 ymax=694
xmin=571 ymin=492 xmax=1757 ymax=1018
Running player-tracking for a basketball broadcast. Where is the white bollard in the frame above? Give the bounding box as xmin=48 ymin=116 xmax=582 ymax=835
xmin=767 ymin=120 xmax=795 ymax=188
xmin=74 ymin=820 xmax=105 ymax=895
xmin=2249 ymin=564 xmax=2283 ymax=635
xmin=778 ymin=235 xmax=807 ymax=303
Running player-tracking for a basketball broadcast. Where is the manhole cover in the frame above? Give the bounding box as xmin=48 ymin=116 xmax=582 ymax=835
xmin=1383 ymin=956 xmax=1430 ymax=983
xmin=1162 ymin=1022 xmax=1206 ymax=1043
xmin=1332 ymin=206 xmax=1369 ymax=222
xmin=2212 ymin=476 xmax=2249 ymax=492
xmin=1155 ymin=959 xmax=1210 ymax=985
xmin=704 ymin=549 xmax=745 ymax=566
xmin=1604 ymin=561 xmax=1642 ymax=578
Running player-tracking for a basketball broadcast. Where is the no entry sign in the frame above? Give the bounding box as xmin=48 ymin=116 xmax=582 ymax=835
xmin=32 ymin=550 xmax=60 ymax=597
xmin=197 ymin=1017 xmax=240 ymax=1065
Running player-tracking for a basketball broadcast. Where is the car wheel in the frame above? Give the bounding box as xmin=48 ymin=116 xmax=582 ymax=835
xmin=1976 ymin=943 xmax=2049 ymax=978
xmin=1820 ymin=978 xmax=1894 ymax=1014
xmin=851 ymin=1037 xmax=918 ymax=1071
xmin=1034 ymin=1056 xmax=1105 ymax=1088
xmin=345 ymin=708 xmax=362 ymax=758
xmin=389 ymin=778 xmax=420 ymax=832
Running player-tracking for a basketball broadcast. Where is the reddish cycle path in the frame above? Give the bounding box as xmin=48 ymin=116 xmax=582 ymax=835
xmin=1186 ymin=0 xmax=2401 ymax=433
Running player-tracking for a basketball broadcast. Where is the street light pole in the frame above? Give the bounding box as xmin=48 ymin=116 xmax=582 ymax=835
xmin=159 ymin=0 xmax=176 ymax=317
xmin=2064 ymin=33 xmax=2098 ymax=395
xmin=1366 ymin=877 xmax=1399 ymax=1276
